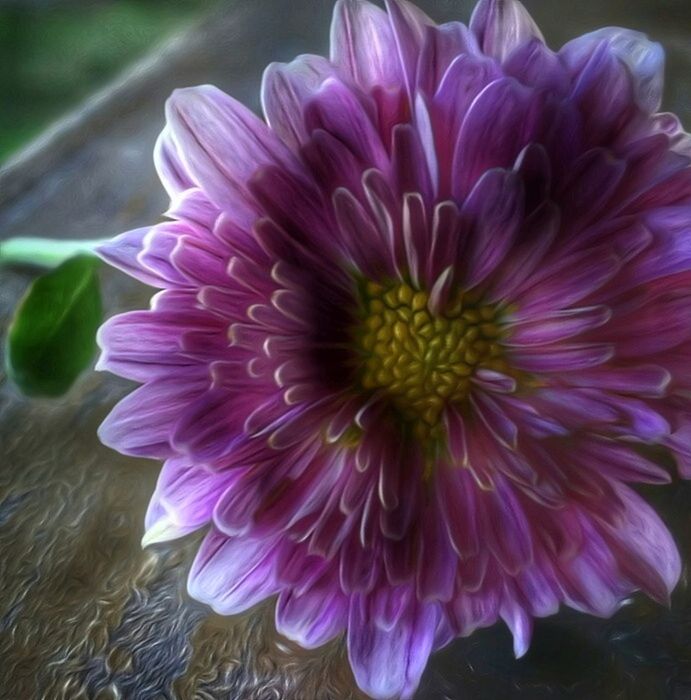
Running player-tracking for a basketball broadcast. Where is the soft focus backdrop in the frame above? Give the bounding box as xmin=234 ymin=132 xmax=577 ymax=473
xmin=1 ymin=1 xmax=690 ymax=698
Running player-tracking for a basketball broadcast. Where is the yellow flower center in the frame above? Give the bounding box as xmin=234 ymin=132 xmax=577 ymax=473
xmin=355 ymin=281 xmax=507 ymax=441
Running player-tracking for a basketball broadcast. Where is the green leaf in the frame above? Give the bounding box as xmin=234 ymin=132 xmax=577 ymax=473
xmin=5 ymin=254 xmax=102 ymax=397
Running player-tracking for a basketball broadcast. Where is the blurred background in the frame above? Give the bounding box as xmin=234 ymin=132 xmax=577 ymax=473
xmin=1 ymin=0 xmax=689 ymax=164
xmin=1 ymin=1 xmax=690 ymax=699
xmin=0 ymin=0 xmax=219 ymax=163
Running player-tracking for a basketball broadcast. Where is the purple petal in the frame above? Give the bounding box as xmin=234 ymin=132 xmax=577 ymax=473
xmin=96 ymin=227 xmax=158 ymax=288
xmin=98 ymin=374 xmax=207 ymax=458
xmin=602 ymin=485 xmax=681 ymax=604
xmin=470 ymin=0 xmax=545 ymax=62
xmin=461 ymin=168 xmax=524 ymax=287
xmin=508 ymin=306 xmax=612 ymax=347
xmin=557 ymin=147 xmax=627 ymax=230
xmin=561 ymin=27 xmax=665 ymax=113
xmin=96 ymin=309 xmax=198 ymax=381
xmin=154 ymin=126 xmax=194 ymax=197
xmin=303 ymin=127 xmax=369 ymax=196
xmin=145 ymin=457 xmax=238 ymax=544
xmin=512 ymin=344 xmax=614 ymax=373
xmin=330 ymin=0 xmax=402 ymax=90
xmin=348 ymin=594 xmax=438 ymax=700
xmin=500 ymin=599 xmax=533 ymax=658
xmin=512 ymin=248 xmax=620 ymax=320
xmin=276 ymin=584 xmax=348 ymax=649
xmin=416 ymin=511 xmax=457 ymax=602
xmin=503 ymin=38 xmax=568 ymax=92
xmin=188 ymin=529 xmax=281 ymax=614
xmin=576 ymin=439 xmax=671 ymax=484
xmin=566 ymin=41 xmax=635 ymax=147
xmin=165 ymin=187 xmax=219 ymax=228
xmin=436 ymin=455 xmax=480 ymax=560
xmin=666 ymin=418 xmax=691 ymax=479
xmin=172 ymin=388 xmax=250 ymax=464
xmin=304 ymin=78 xmax=389 ymax=172
xmin=391 ymin=123 xmax=434 ymax=203
xmin=632 ymin=206 xmax=691 ymax=284
xmin=481 ymin=478 xmax=533 ymax=575
xmin=384 ymin=0 xmax=434 ymax=95
xmin=261 ymin=54 xmax=335 ymax=150
xmin=565 ymin=365 xmax=671 ymax=398
xmin=417 ymin=21 xmax=481 ymax=95
xmin=557 ymin=516 xmax=629 ymax=617
xmin=432 ymin=53 xmax=498 ymax=195
xmin=166 ymin=85 xmax=299 ymax=211
xmin=452 ymin=77 xmax=542 ymax=200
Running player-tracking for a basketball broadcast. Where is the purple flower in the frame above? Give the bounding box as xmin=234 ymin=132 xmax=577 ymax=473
xmin=96 ymin=0 xmax=691 ymax=697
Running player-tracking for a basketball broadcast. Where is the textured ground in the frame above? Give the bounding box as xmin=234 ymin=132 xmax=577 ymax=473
xmin=0 ymin=1 xmax=690 ymax=698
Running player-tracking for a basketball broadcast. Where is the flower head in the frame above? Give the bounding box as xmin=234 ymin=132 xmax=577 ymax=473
xmin=97 ymin=0 xmax=691 ymax=697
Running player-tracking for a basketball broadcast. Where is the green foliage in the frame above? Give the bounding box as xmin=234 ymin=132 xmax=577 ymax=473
xmin=5 ymin=255 xmax=102 ymax=397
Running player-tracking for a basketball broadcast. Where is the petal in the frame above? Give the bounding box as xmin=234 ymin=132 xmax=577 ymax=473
xmin=330 ymin=0 xmax=402 ymax=90
xmin=348 ymin=594 xmax=438 ymax=700
xmin=153 ymin=457 xmax=237 ymax=529
xmin=452 ymin=77 xmax=542 ymax=200
xmin=305 ymin=78 xmax=389 ymax=172
xmin=432 ymin=53 xmax=498 ymax=196
xmin=261 ymin=54 xmax=335 ymax=150
xmin=188 ymin=529 xmax=281 ymax=615
xmin=417 ymin=21 xmax=481 ymax=95
xmin=470 ymin=0 xmax=545 ymax=62
xmin=633 ymin=206 xmax=691 ymax=284
xmin=511 ymin=344 xmax=614 ymax=373
xmin=507 ymin=306 xmax=612 ymax=347
xmin=503 ymin=38 xmax=568 ymax=92
xmin=154 ymin=126 xmax=194 ymax=197
xmin=173 ymin=388 xmax=262 ymax=464
xmin=461 ymin=168 xmax=524 ymax=287
xmin=98 ymin=375 xmax=207 ymax=458
xmin=165 ymin=187 xmax=219 ymax=228
xmin=666 ymin=417 xmax=691 ymax=479
xmin=166 ymin=85 xmax=299 ymax=211
xmin=500 ymin=598 xmax=533 ymax=658
xmin=481 ymin=478 xmax=533 ymax=575
xmin=556 ymin=147 xmax=627 ymax=231
xmin=602 ymin=486 xmax=681 ymax=604
xmin=141 ymin=511 xmax=196 ymax=547
xmin=416 ymin=510 xmax=457 ymax=602
xmin=565 ymin=365 xmax=671 ymax=398
xmin=565 ymin=41 xmax=635 ymax=147
xmin=576 ymin=439 xmax=671 ymax=485
xmin=383 ymin=0 xmax=434 ymax=95
xmin=96 ymin=310 xmax=196 ymax=381
xmin=276 ymin=582 xmax=348 ymax=649
xmin=95 ymin=227 xmax=159 ymax=288
xmin=561 ymin=28 xmax=665 ymax=113
xmin=513 ymin=248 xmax=620 ymax=319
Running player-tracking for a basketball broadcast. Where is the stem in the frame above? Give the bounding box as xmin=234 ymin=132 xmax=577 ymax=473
xmin=0 ymin=237 xmax=109 ymax=268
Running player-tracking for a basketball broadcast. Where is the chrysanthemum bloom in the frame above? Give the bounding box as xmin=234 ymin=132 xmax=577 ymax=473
xmin=96 ymin=0 xmax=691 ymax=697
